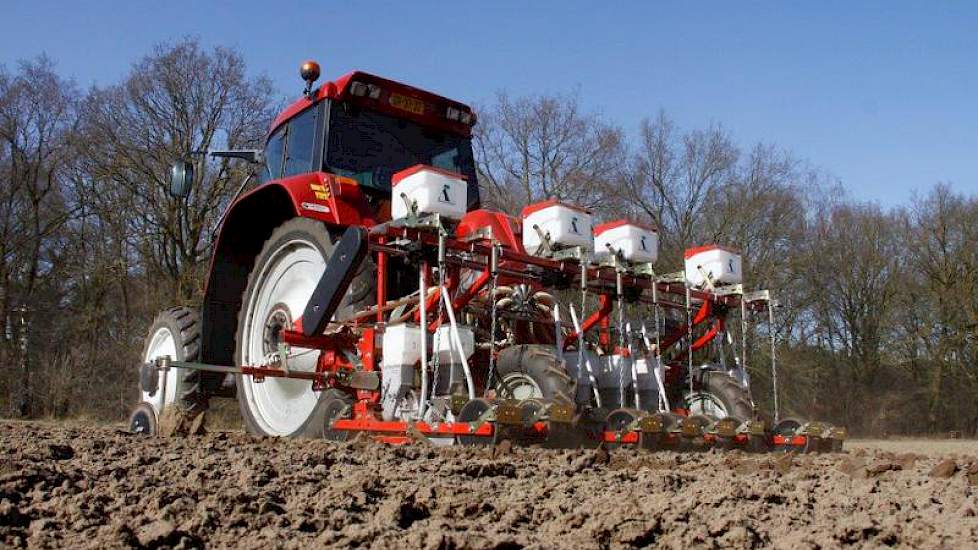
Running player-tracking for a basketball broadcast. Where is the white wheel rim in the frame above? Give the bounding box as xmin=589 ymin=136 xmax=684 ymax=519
xmin=142 ymin=327 xmax=180 ymax=412
xmin=239 ymin=237 xmax=325 ymax=435
xmin=500 ymin=373 xmax=543 ymax=400
xmin=685 ymin=392 xmax=728 ymax=417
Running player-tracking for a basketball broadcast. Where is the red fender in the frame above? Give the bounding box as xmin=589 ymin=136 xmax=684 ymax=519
xmin=198 ymin=174 xmax=379 ymax=369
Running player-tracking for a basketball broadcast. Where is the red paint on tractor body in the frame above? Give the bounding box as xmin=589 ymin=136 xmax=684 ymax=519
xmin=271 ymin=71 xmax=475 ymax=138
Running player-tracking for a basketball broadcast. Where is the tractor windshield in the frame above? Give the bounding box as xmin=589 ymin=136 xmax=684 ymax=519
xmin=324 ymin=102 xmax=480 ymax=209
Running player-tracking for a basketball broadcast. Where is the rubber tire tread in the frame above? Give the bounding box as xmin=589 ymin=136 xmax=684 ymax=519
xmin=494 ymin=345 xmax=576 ymax=404
xmin=698 ymin=371 xmax=754 ymax=420
xmin=143 ymin=306 xmax=206 ymax=415
xmin=234 ymin=218 xmax=375 ymax=437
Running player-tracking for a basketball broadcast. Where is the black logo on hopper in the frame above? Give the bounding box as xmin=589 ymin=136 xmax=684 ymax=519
xmin=438 ymin=184 xmax=453 ymax=204
xmin=571 ymin=217 xmax=580 ymax=234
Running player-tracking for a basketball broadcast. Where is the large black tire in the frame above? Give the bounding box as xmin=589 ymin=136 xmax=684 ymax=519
xmin=235 ymin=218 xmax=374 ymax=437
xmin=140 ymin=306 xmax=206 ymax=417
xmin=688 ymin=371 xmax=753 ymax=420
xmin=494 ymin=345 xmax=575 ymax=404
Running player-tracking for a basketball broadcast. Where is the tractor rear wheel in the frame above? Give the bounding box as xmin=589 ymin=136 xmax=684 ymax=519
xmin=493 ymin=345 xmax=576 ymax=404
xmin=235 ymin=218 xmax=374 ymax=437
xmin=133 ymin=306 xmax=206 ymax=435
xmin=684 ymin=370 xmax=753 ymax=421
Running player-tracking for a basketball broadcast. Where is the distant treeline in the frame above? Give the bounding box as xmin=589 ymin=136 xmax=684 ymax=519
xmin=1 ymin=39 xmax=975 ymax=435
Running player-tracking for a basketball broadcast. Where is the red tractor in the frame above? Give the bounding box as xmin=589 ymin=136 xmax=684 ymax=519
xmin=130 ymin=61 xmax=843 ymax=452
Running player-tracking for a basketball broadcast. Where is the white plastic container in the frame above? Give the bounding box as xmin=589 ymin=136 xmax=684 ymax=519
xmin=521 ymin=199 xmax=594 ymax=255
xmin=391 ymin=165 xmax=468 ymax=221
xmin=633 ymin=357 xmax=661 ymax=413
xmin=433 ymin=325 xmax=474 ymax=365
xmin=381 ymin=324 xmax=423 ymax=368
xmin=684 ymin=245 xmax=742 ymax=287
xmin=563 ymin=349 xmax=600 ymax=406
xmin=593 ymin=220 xmax=658 ymax=263
xmin=380 ymin=364 xmax=414 ymax=420
xmin=381 ymin=323 xmax=422 ymax=420
xmin=597 ymin=354 xmax=632 ymax=409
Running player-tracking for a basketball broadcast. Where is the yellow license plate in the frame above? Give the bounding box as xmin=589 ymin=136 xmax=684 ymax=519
xmin=389 ymin=93 xmax=425 ymax=115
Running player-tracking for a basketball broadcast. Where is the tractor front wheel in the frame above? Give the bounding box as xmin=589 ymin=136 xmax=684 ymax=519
xmin=132 ymin=306 xmax=206 ymax=435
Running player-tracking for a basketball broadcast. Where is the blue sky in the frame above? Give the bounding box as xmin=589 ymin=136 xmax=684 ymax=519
xmin=2 ymin=1 xmax=975 ymax=206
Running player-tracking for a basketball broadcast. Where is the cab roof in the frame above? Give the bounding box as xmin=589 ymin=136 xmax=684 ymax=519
xmin=270 ymin=71 xmax=476 ymax=138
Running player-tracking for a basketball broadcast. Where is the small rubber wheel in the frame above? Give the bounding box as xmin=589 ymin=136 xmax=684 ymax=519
xmin=456 ymin=398 xmax=496 ymax=446
xmin=606 ymin=408 xmax=642 ymax=433
xmin=605 ymin=408 xmax=642 ymax=449
xmin=321 ymin=389 xmax=355 ymax=442
xmin=128 ymin=402 xmax=158 ymax=436
xmin=772 ymin=418 xmax=803 ymax=453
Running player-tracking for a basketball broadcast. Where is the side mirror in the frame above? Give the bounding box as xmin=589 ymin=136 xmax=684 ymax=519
xmin=169 ymin=160 xmax=194 ymax=198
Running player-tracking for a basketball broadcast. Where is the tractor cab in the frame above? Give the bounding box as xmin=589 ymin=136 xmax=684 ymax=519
xmin=260 ymin=67 xmax=480 ymax=214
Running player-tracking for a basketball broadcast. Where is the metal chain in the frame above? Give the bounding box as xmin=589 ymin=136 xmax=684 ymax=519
xmin=769 ymin=302 xmax=780 ymax=423
xmin=485 ymin=244 xmax=500 ymax=396
xmin=616 ymin=270 xmax=627 ymax=408
xmin=431 ymin=232 xmax=446 ymax=405
xmin=686 ymin=286 xmax=694 ymax=406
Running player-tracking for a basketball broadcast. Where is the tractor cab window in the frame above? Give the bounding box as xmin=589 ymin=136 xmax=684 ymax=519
xmin=284 ymin=105 xmax=318 ymax=177
xmin=324 ymin=102 xmax=480 ymax=209
xmin=262 ymin=126 xmax=286 ymax=183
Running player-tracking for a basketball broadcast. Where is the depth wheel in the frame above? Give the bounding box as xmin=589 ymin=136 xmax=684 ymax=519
xmin=456 ymin=398 xmax=497 ymax=446
xmin=321 ymin=390 xmax=355 ymax=441
xmin=606 ymin=408 xmax=642 ymax=449
xmin=128 ymin=402 xmax=158 ymax=436
xmin=772 ymin=418 xmax=804 ymax=453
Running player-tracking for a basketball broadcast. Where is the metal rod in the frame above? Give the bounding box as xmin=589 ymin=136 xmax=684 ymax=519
xmin=430 ymin=233 xmax=447 ymax=401
xmin=376 ymin=238 xmax=387 ymax=325
xmin=740 ymin=298 xmax=755 ymax=408
xmin=440 ymin=286 xmax=475 ymax=400
xmin=641 ymin=322 xmax=669 ymax=412
xmin=686 ymin=286 xmax=694 ymax=407
xmin=652 ymin=282 xmax=667 ymax=412
xmin=740 ymin=299 xmax=748 ymax=373
xmin=570 ymin=305 xmax=601 ymax=408
xmin=418 ymin=261 xmax=429 ymax=420
xmin=616 ymin=269 xmax=627 ymax=408
xmin=627 ymin=321 xmax=640 ymax=410
xmin=769 ymin=302 xmax=780 ymax=423
xmin=486 ymin=244 xmax=500 ymax=395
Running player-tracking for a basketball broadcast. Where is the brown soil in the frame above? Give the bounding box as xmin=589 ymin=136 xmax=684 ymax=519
xmin=2 ymin=421 xmax=978 ymax=549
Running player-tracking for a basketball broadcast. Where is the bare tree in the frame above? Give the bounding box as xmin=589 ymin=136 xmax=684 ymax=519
xmin=620 ymin=111 xmax=739 ymax=262
xmin=473 ymin=90 xmax=625 ymax=213
xmin=0 ymin=57 xmax=77 ymax=415
xmin=74 ymin=39 xmax=276 ymax=302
